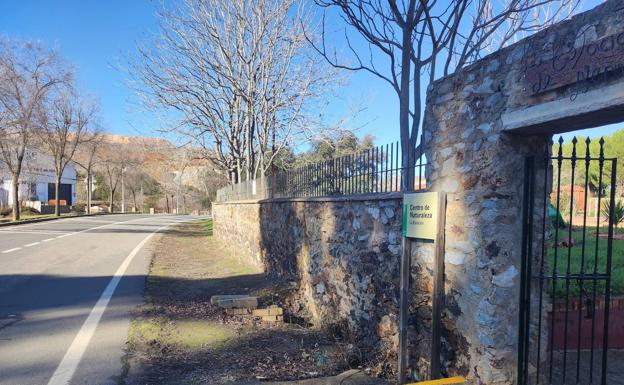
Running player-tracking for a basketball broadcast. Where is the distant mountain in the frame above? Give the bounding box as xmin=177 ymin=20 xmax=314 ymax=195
xmin=102 ymin=134 xmax=171 ymax=147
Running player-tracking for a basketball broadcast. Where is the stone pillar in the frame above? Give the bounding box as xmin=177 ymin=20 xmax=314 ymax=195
xmin=415 ymin=2 xmax=624 ymax=382
xmin=421 ymin=70 xmax=551 ymax=383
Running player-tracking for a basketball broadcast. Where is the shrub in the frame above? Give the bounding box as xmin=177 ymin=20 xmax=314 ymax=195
xmin=21 ymin=206 xmax=41 ymax=215
xmin=72 ymin=202 xmax=86 ymax=213
xmin=601 ymin=199 xmax=624 ymax=229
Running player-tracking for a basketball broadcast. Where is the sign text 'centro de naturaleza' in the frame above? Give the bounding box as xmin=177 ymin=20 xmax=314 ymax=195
xmin=402 ymin=192 xmax=439 ymax=241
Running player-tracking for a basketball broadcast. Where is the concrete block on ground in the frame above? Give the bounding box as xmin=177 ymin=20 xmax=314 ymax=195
xmin=261 ymin=315 xmax=283 ymax=322
xmin=226 ymin=308 xmax=251 ymax=316
xmin=210 ymin=294 xmax=251 ymax=305
xmin=252 ymin=307 xmax=283 ymax=317
xmin=211 ymin=295 xmax=258 ymax=309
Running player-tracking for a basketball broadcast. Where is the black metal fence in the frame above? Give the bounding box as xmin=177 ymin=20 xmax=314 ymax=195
xmin=518 ymin=136 xmax=618 ymax=385
xmin=216 ymin=140 xmax=426 ymax=201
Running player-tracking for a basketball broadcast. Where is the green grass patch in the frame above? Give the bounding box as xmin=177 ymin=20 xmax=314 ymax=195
xmin=129 ymin=317 xmax=233 ymax=354
xmin=196 ymin=219 xmax=213 ymax=236
xmin=172 ymin=320 xmax=233 ymax=350
xmin=546 ymin=226 xmax=624 ymax=297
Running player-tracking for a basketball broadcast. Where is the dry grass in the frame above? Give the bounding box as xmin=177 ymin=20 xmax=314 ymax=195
xmin=124 ymin=220 xmax=351 ymax=385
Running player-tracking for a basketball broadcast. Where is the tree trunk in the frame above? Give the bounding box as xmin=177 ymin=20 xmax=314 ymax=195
xmin=109 ymin=189 xmax=115 ymax=213
xmin=131 ymin=190 xmax=137 ymax=212
xmin=86 ymin=172 xmax=91 ymax=215
xmin=54 ymin=176 xmax=61 ymax=216
xmin=399 ymin=25 xmax=414 ymax=192
xmin=11 ymin=174 xmax=20 ymax=221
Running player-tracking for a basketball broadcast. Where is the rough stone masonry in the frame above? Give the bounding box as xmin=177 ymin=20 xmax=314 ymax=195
xmin=214 ymin=194 xmax=407 ymax=373
xmin=214 ymin=1 xmax=624 ymax=384
xmin=422 ymin=0 xmax=624 ymax=383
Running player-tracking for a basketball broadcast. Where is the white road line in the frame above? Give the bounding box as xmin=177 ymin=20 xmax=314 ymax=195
xmin=0 ymin=217 xmax=75 ymax=230
xmin=69 ymin=218 xmax=116 ymax=224
xmin=47 ymin=218 xmax=187 ymax=385
xmin=0 ymin=216 xmax=185 ymax=254
xmin=0 ymin=230 xmax=70 ymax=235
xmin=0 ymin=214 xmax=139 ymax=231
xmin=2 ymin=247 xmax=22 ymax=254
xmin=0 ymin=217 xmax=155 ymax=253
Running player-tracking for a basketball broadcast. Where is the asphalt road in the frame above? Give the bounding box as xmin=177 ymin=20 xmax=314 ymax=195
xmin=0 ymin=214 xmax=192 ymax=385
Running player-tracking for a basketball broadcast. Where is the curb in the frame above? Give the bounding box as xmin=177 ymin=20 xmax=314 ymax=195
xmin=233 ymin=370 xmax=387 ymax=385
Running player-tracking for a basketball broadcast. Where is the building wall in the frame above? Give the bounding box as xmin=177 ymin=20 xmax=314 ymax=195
xmin=0 ymin=151 xmax=77 ymax=206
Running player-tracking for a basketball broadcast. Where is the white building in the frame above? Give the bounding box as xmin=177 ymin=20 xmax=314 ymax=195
xmin=0 ymin=150 xmax=77 ymax=209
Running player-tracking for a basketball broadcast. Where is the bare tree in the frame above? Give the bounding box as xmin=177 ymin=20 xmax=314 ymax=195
xmin=129 ymin=0 xmax=339 ymax=183
xmin=73 ymin=131 xmax=103 ymax=214
xmin=97 ymin=141 xmax=140 ymax=213
xmin=36 ymin=90 xmax=97 ymax=216
xmin=0 ymin=39 xmax=71 ymax=220
xmin=99 ymin=143 xmax=121 ymax=213
xmin=124 ymin=167 xmax=149 ymax=213
xmin=311 ymin=0 xmax=580 ymax=192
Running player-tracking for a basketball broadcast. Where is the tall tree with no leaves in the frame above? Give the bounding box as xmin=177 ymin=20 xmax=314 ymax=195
xmin=36 ymin=90 xmax=97 ymax=216
xmin=0 ymin=39 xmax=71 ymax=220
xmin=311 ymin=0 xmax=580 ymax=192
xmin=130 ymin=0 xmax=339 ymax=183
xmin=73 ymin=131 xmax=103 ymax=214
xmin=97 ymin=141 xmax=139 ymax=213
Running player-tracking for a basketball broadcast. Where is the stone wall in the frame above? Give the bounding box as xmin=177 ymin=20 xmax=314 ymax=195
xmin=213 ymin=201 xmax=263 ymax=268
xmin=214 ymin=2 xmax=624 ymax=384
xmin=214 ymin=195 xmax=406 ymax=366
xmin=421 ymin=1 xmax=624 ymax=384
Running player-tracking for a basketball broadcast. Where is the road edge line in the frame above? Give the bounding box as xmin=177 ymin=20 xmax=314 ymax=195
xmin=46 ymin=218 xmax=189 ymax=385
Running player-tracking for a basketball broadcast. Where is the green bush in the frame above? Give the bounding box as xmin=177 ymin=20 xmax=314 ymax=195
xmin=601 ymin=200 xmax=624 ymax=229
xmin=1 ymin=206 xmax=40 ymax=217
xmin=21 ymin=206 xmax=41 ymax=215
xmin=72 ymin=203 xmax=86 ymax=213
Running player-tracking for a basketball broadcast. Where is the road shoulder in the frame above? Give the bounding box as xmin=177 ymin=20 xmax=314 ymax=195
xmin=123 ymin=219 xmax=382 ymax=385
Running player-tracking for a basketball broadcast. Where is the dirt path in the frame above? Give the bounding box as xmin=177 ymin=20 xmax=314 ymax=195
xmin=123 ymin=220 xmax=365 ymax=385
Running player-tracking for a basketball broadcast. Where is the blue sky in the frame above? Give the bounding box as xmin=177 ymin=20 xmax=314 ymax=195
xmin=0 ymin=0 xmax=619 ymax=147
xmin=0 ymin=0 xmax=159 ymax=137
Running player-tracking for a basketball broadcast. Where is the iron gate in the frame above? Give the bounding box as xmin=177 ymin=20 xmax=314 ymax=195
xmin=518 ymin=137 xmax=618 ymax=385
